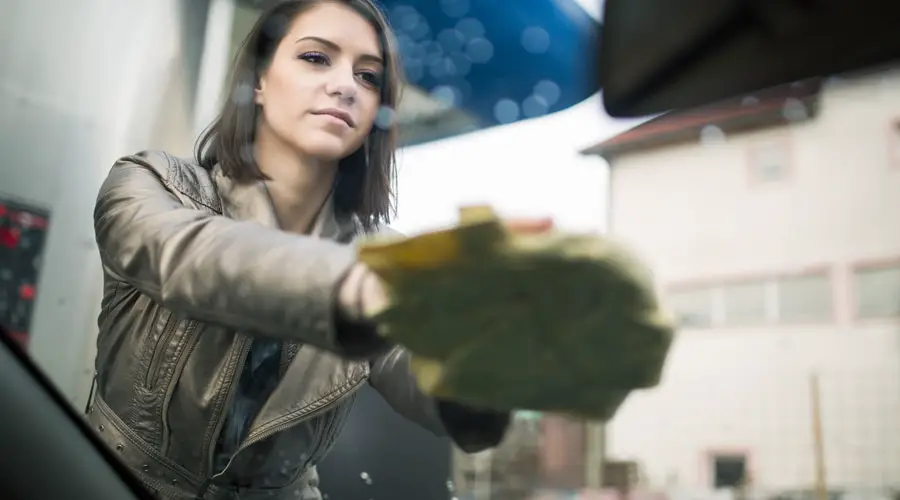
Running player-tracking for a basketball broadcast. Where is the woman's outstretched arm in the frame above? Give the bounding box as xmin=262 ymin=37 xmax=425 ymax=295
xmin=93 ymin=151 xmax=386 ymax=357
xmin=368 ymin=346 xmax=510 ymax=453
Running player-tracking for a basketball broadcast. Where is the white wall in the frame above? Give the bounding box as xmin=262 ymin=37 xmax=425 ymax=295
xmin=603 ymin=70 xmax=900 ymax=490
xmin=0 ymin=0 xmax=210 ymax=407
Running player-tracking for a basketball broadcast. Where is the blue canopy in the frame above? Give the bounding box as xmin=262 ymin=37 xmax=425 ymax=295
xmin=381 ymin=0 xmax=600 ymax=127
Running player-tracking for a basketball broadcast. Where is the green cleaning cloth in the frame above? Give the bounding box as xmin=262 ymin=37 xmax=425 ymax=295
xmin=358 ymin=206 xmax=675 ymax=420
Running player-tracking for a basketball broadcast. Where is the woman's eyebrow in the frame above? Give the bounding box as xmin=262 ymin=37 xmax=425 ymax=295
xmin=295 ymin=35 xmax=383 ymax=65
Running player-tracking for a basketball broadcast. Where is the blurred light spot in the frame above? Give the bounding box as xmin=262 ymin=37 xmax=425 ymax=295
xmin=396 ymin=33 xmax=417 ymax=55
xmin=422 ymin=40 xmax=444 ymax=63
xmin=449 ymin=53 xmax=472 ymax=77
xmin=429 ymin=58 xmax=457 ymax=78
xmin=398 ymin=8 xmax=422 ymax=32
xmin=360 ymin=472 xmax=373 ymax=485
xmin=699 ymin=125 xmax=727 ymax=145
xmin=466 ymin=38 xmax=494 ymax=63
xmin=533 ymin=80 xmax=561 ymax=106
xmin=455 ymin=17 xmax=485 ymax=39
xmin=405 ymin=60 xmax=424 ymax=82
xmin=441 ymin=0 xmax=470 ymax=18
xmin=521 ymin=27 xmax=550 ymax=54
xmin=407 ymin=19 xmax=431 ymax=40
xmin=523 ymin=95 xmax=549 ymax=117
xmin=374 ymin=106 xmax=397 ymax=129
xmin=232 ymin=83 xmax=254 ymax=105
xmin=741 ymin=96 xmax=760 ymax=106
xmin=407 ymin=42 xmax=426 ymax=62
xmin=782 ymin=97 xmax=808 ymax=122
xmin=494 ymin=99 xmax=520 ymax=123
xmin=430 ymin=85 xmax=460 ymax=107
xmin=437 ymin=29 xmax=466 ymax=53
xmin=446 ymin=480 xmax=455 ymax=491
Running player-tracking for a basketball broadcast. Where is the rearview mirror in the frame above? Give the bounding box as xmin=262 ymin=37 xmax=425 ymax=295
xmin=599 ymin=0 xmax=900 ymax=117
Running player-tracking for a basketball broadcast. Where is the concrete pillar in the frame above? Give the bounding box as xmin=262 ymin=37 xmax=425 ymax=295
xmin=0 ymin=0 xmax=214 ymax=406
xmin=193 ymin=0 xmax=237 ymax=138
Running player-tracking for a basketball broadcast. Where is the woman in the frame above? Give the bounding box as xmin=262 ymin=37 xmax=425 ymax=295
xmin=87 ymin=1 xmax=525 ymax=498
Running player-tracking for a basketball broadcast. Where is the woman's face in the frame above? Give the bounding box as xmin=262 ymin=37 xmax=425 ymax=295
xmin=255 ymin=2 xmax=384 ymax=162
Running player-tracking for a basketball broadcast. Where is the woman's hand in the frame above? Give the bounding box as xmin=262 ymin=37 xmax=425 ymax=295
xmin=333 ymin=217 xmax=555 ymax=356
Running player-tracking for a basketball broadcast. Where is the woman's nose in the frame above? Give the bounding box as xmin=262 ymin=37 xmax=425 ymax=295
xmin=326 ymin=66 xmax=358 ymax=104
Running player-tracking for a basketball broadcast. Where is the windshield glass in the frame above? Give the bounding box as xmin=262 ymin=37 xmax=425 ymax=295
xmin=0 ymin=1 xmax=897 ymax=500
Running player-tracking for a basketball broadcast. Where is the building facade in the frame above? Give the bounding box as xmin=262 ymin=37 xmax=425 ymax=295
xmin=582 ymin=68 xmax=900 ymax=492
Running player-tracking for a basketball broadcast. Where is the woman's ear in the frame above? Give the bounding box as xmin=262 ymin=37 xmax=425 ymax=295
xmin=255 ymin=76 xmax=267 ymax=105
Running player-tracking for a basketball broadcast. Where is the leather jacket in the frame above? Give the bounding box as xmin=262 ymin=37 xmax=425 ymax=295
xmin=86 ymin=151 xmax=508 ymax=500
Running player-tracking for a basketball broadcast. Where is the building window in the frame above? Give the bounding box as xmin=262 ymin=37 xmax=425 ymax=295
xmin=776 ymin=273 xmax=833 ymax=323
xmin=748 ymin=141 xmax=790 ymax=183
xmin=721 ymin=281 xmax=767 ymax=325
xmin=854 ymin=263 xmax=900 ymax=319
xmin=711 ymin=453 xmax=748 ymax=489
xmin=668 ymin=271 xmax=834 ymax=328
xmin=668 ymin=287 xmax=714 ymax=327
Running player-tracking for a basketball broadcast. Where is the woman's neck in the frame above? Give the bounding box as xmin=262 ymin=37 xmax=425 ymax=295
xmin=254 ymin=135 xmax=337 ymax=235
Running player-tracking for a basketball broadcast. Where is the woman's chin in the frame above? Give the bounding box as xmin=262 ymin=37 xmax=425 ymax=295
xmin=294 ymin=134 xmax=357 ymax=162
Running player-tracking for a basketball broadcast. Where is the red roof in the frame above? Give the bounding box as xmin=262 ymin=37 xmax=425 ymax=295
xmin=581 ymin=79 xmax=823 ymax=159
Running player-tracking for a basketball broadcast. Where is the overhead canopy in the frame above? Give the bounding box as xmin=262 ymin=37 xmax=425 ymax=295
xmin=240 ymin=0 xmax=601 ymax=143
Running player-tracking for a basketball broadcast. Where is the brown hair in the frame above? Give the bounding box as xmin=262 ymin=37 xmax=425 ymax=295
xmin=195 ymin=0 xmax=401 ymax=231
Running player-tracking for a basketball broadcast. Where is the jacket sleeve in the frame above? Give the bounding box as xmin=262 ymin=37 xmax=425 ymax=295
xmin=93 ymin=152 xmax=369 ymax=355
xmin=368 ymin=346 xmax=510 ymax=453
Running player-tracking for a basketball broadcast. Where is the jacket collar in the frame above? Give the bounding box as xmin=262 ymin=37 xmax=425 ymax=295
xmin=212 ymin=165 xmax=359 ymax=241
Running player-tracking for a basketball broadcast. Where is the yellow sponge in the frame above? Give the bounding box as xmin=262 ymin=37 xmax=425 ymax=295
xmin=358 ymin=206 xmax=675 ymax=420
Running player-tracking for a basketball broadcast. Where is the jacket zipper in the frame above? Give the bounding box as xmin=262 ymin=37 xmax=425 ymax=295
xmin=144 ymin=312 xmax=177 ymax=388
xmin=204 ymin=337 xmax=252 ymax=477
xmin=159 ymin=321 xmax=199 ymax=456
xmin=207 ymin=376 xmax=366 ymax=483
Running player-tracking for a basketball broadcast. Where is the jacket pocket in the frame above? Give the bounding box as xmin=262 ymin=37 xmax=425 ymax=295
xmin=144 ymin=311 xmax=178 ymax=389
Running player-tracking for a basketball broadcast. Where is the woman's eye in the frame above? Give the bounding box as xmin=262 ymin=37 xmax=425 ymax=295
xmin=357 ymin=71 xmax=383 ymax=88
xmin=299 ymin=52 xmax=329 ymax=65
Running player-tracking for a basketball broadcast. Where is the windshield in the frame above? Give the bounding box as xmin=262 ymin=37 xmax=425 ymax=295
xmin=0 ymin=1 xmax=897 ymax=500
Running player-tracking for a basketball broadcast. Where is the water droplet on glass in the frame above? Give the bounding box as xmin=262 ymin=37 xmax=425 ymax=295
xmin=422 ymin=40 xmax=444 ymax=63
xmin=699 ymin=125 xmax=727 ymax=145
xmin=375 ymin=106 xmax=397 ymax=129
xmin=430 ymin=86 xmax=459 ymax=108
xmin=437 ymin=29 xmax=466 ymax=53
xmin=407 ymin=19 xmax=431 ymax=40
xmin=533 ymin=80 xmax=561 ymax=106
xmin=232 ymin=83 xmax=254 ymax=105
xmin=494 ymin=99 xmax=520 ymax=123
xmin=360 ymin=472 xmax=373 ymax=485
xmin=741 ymin=96 xmax=760 ymax=106
xmin=522 ymin=95 xmax=549 ymax=117
xmin=449 ymin=53 xmax=472 ymax=77
xmin=429 ymin=58 xmax=456 ymax=79
xmin=441 ymin=0 xmax=470 ymax=18
xmin=521 ymin=27 xmax=550 ymax=54
xmin=399 ymin=10 xmax=423 ymax=32
xmin=455 ymin=17 xmax=485 ymax=39
xmin=405 ymin=60 xmax=424 ymax=82
xmin=782 ymin=97 xmax=808 ymax=122
xmin=466 ymin=38 xmax=494 ymax=63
